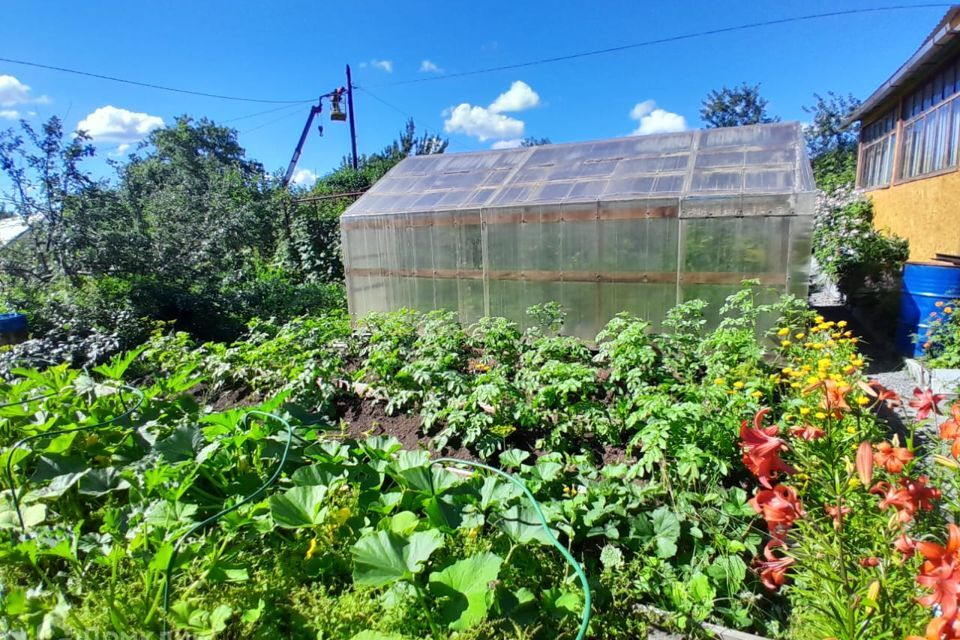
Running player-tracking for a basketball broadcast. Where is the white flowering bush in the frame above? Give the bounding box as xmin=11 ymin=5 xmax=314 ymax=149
xmin=813 ymin=186 xmax=908 ymax=299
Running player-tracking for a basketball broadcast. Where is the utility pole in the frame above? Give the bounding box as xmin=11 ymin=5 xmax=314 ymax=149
xmin=346 ymin=64 xmax=358 ymax=170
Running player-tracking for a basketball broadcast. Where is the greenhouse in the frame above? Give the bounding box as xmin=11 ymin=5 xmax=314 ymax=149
xmin=341 ymin=121 xmax=816 ymax=339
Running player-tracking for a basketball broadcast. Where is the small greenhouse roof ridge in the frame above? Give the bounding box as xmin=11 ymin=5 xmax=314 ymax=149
xmin=844 ymin=4 xmax=960 ymax=126
xmin=342 ymin=121 xmax=813 ymax=218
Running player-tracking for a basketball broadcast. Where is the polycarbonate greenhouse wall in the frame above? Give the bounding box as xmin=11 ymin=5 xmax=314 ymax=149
xmin=341 ymin=121 xmax=816 ymax=340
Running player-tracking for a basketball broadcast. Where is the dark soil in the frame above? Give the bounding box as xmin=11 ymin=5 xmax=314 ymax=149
xmin=330 ymin=392 xmax=635 ymax=467
xmin=331 ymin=394 xmax=479 ymax=462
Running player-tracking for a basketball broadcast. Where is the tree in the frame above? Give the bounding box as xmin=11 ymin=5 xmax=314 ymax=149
xmin=803 ymin=92 xmax=861 ymax=192
xmin=287 ymin=119 xmax=449 ymax=282
xmin=699 ymin=83 xmax=779 ymax=128
xmin=520 ymin=137 xmax=551 ymax=147
xmin=0 ymin=117 xmax=97 ymax=283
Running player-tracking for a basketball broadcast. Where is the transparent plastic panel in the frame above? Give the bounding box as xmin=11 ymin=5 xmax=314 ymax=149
xmin=787 ymin=215 xmax=814 ymax=299
xmin=484 ymin=207 xmax=522 ymax=272
xmin=743 ymin=168 xmax=795 ymax=192
xmin=487 ymin=280 xmax=528 ymax=327
xmin=433 ymin=278 xmax=459 ymax=314
xmin=598 ymin=216 xmax=679 ymax=274
xmin=560 ymin=281 xmax=602 ymax=341
xmin=598 ymin=283 xmax=677 ymax=331
xmin=682 ymin=217 xmax=791 ymax=275
xmin=430 ymin=211 xmax=459 ymax=271
xmin=560 ymin=203 xmax=599 ymax=277
xmin=689 ymin=170 xmax=744 ymax=192
xmin=699 ymin=122 xmax=797 ymax=149
xmin=458 ymin=278 xmax=486 ymax=326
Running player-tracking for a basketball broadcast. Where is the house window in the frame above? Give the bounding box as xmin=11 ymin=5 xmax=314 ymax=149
xmin=860 ymin=110 xmax=896 ymax=188
xmin=901 ymin=94 xmax=960 ymax=179
xmin=899 ymin=57 xmax=960 ymax=180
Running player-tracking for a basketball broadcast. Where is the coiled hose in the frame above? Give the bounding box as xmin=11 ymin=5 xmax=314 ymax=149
xmin=433 ymin=457 xmax=591 ymax=640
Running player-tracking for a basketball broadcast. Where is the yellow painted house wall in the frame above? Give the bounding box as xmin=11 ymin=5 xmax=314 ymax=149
xmin=868 ymin=170 xmax=960 ymax=260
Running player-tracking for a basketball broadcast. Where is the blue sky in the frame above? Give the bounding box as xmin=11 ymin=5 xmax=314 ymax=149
xmin=0 ymin=1 xmax=950 ymax=187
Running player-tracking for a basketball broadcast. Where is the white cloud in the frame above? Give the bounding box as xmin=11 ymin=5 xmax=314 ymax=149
xmin=443 ymin=81 xmax=541 ymax=143
xmin=77 ymin=106 xmax=164 ymax=143
xmin=0 ymin=109 xmax=20 ymax=120
xmin=444 ymin=104 xmax=524 ymax=142
xmin=629 ymin=100 xmax=687 ymax=136
xmin=489 ymin=81 xmax=540 ymax=113
xmin=420 ymin=59 xmax=441 ymax=73
xmin=291 ymin=168 xmax=318 ymax=187
xmin=369 ymin=59 xmax=393 ymax=73
xmin=0 ymin=75 xmax=48 ymax=107
xmin=491 ymin=139 xmax=523 ymax=149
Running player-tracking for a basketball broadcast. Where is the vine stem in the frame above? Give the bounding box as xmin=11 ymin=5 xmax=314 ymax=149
xmin=414 ymin=582 xmax=443 ymax=639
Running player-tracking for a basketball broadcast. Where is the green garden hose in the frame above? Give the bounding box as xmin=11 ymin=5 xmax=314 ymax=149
xmin=0 ymin=387 xmax=63 ymax=409
xmin=433 ymin=457 xmax=592 ymax=640
xmin=3 ymin=384 xmax=144 ymax=532
xmin=161 ymin=410 xmax=292 ymax=636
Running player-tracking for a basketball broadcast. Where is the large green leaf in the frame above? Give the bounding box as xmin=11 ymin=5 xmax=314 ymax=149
xmin=291 ymin=464 xmax=343 ymax=487
xmin=78 ymin=467 xmax=130 ymax=497
xmin=22 ymin=471 xmax=87 ymax=502
xmin=155 ymin=425 xmax=204 ymax=462
xmin=352 ymin=529 xmax=443 ymax=587
xmin=498 ymin=505 xmax=554 ymax=545
xmin=498 ymin=449 xmax=530 ymax=469
xmin=143 ymin=500 xmax=198 ymax=530
xmin=478 ymin=476 xmax=523 ymax=511
xmin=0 ymin=496 xmax=45 ymax=530
xmin=429 ymin=552 xmax=502 ymax=631
xmin=269 ymin=485 xmax=329 ymax=528
xmin=651 ymin=506 xmax=680 ymax=559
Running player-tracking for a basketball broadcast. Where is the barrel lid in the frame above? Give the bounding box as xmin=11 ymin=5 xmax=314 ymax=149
xmin=906 ymin=260 xmax=960 ymax=268
xmin=0 ymin=312 xmax=24 ymax=320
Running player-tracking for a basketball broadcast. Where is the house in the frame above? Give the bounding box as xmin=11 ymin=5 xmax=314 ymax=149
xmin=845 ymin=5 xmax=960 ymax=260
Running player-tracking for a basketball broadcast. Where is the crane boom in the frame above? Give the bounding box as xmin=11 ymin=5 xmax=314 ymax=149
xmin=282 ymin=103 xmax=323 ymax=187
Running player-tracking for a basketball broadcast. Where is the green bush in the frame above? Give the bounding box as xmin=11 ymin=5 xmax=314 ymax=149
xmin=813 ymin=187 xmax=909 ymax=300
xmin=922 ymin=299 xmax=960 ymax=367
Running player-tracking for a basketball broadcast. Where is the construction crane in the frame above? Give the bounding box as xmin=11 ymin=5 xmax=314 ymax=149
xmin=282 ymin=66 xmax=358 ymax=187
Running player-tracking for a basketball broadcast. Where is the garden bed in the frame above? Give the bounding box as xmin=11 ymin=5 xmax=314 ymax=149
xmin=3 ymin=287 xmax=960 ymax=639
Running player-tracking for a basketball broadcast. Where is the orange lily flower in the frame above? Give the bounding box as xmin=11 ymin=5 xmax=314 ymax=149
xmin=874 ymin=441 xmax=914 ymax=474
xmin=863 ymin=379 xmax=902 ymax=409
xmin=788 ymin=423 xmax=825 ymax=441
xmin=908 ymin=616 xmax=960 ymax=640
xmin=749 ymin=485 xmax=805 ymax=538
xmin=825 ymin=502 xmax=850 ymax=530
xmin=754 ymin=539 xmax=795 ymax=591
xmin=917 ymin=525 xmax=960 ymax=621
xmin=940 ymin=403 xmax=960 ymax=458
xmin=895 ymin=533 xmax=917 ymax=558
xmin=911 ymin=387 xmax=947 ymax=421
xmin=871 ymin=476 xmax=940 ymax=524
xmin=740 ymin=408 xmax=796 ymax=488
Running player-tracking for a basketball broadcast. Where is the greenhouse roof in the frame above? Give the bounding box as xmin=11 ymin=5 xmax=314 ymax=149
xmin=343 ymin=121 xmax=814 ymax=218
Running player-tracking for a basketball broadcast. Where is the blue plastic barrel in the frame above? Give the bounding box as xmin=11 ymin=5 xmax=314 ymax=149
xmin=895 ymin=262 xmax=960 ymax=357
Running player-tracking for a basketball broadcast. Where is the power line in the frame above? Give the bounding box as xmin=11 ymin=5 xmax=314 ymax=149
xmin=222 ymin=102 xmax=306 ymax=124
xmin=373 ymin=4 xmax=954 ymax=87
xmin=241 ymin=107 xmax=306 ymax=134
xmin=354 ymin=85 xmax=412 ymax=119
xmin=0 ymin=55 xmax=316 ymax=104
